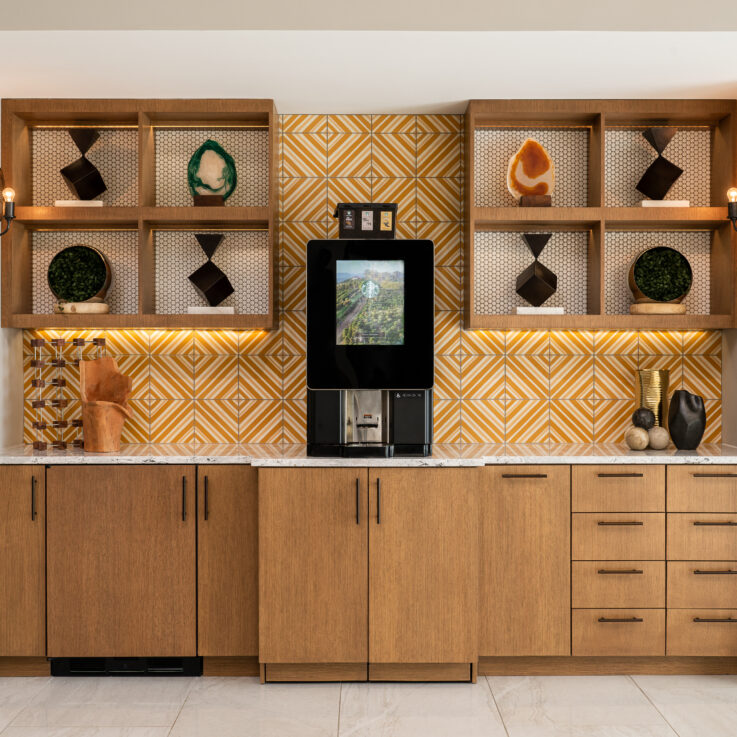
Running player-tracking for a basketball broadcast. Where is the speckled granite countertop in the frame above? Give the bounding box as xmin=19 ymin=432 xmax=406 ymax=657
xmin=1 ymin=442 xmax=737 ymax=465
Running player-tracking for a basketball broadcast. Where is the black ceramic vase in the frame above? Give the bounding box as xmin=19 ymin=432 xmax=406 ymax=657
xmin=668 ymin=390 xmax=706 ymax=450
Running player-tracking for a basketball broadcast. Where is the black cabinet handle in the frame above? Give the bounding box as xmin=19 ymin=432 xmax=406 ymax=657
xmin=204 ymin=475 xmax=209 ymax=521
xmin=596 ymin=473 xmax=644 ymax=478
xmin=355 ymin=478 xmax=360 ymax=525
xmin=501 ymin=473 xmax=547 ymax=479
xmin=182 ymin=476 xmax=187 ymax=522
xmin=597 ymin=521 xmax=644 ymax=526
xmin=693 ymin=473 xmax=737 ymax=478
xmin=597 ymin=569 xmax=644 ymax=575
xmin=31 ymin=476 xmax=37 ymax=521
xmin=598 ymin=617 xmax=644 ymax=623
xmin=694 ymin=617 xmax=737 ymax=623
xmin=376 ymin=478 xmax=381 ymax=525
xmin=693 ymin=521 xmax=737 ymax=526
xmin=694 ymin=569 xmax=737 ymax=575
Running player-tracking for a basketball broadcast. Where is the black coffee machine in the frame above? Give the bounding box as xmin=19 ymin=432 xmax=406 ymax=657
xmin=306 ymin=238 xmax=434 ymax=457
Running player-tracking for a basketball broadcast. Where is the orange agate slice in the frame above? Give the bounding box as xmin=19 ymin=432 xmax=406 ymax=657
xmin=507 ymin=138 xmax=555 ymax=200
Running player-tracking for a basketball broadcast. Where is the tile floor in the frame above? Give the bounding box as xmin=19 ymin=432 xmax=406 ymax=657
xmin=0 ymin=674 xmax=735 ymax=737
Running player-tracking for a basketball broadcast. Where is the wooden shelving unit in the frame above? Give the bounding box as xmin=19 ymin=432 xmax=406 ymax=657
xmin=464 ymin=99 xmax=737 ymax=330
xmin=1 ymin=99 xmax=278 ymax=329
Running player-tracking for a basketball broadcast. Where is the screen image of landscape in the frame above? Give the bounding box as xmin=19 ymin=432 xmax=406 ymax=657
xmin=336 ymin=260 xmax=404 ymax=345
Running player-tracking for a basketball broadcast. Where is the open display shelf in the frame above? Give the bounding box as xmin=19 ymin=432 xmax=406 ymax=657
xmin=464 ymin=100 xmax=737 ymax=329
xmin=1 ymin=99 xmax=278 ymax=329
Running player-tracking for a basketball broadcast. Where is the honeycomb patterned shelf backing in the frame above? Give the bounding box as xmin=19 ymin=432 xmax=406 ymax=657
xmin=31 ymin=128 xmax=139 ymax=207
xmin=154 ymin=230 xmax=270 ymax=315
xmin=474 ymin=128 xmax=589 ymax=208
xmin=155 ymin=129 xmax=269 ymax=208
xmin=32 ymin=231 xmax=139 ymax=314
xmin=605 ymin=128 xmax=711 ymax=207
xmin=474 ymin=230 xmax=588 ymax=314
xmin=605 ymin=231 xmax=711 ymax=315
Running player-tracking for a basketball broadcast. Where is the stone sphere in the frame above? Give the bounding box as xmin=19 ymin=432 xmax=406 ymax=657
xmin=648 ymin=426 xmax=670 ymax=450
xmin=625 ymin=425 xmax=649 ymax=450
xmin=632 ymin=407 xmax=656 ymax=430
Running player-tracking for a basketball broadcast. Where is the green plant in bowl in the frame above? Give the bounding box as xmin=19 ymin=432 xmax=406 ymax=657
xmin=48 ymin=245 xmax=110 ymax=303
xmin=631 ymin=246 xmax=692 ymax=303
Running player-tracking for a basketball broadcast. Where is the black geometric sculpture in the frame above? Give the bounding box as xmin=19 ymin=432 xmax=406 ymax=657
xmin=188 ymin=233 xmax=234 ymax=306
xmin=59 ymin=129 xmax=107 ymax=200
xmin=516 ymin=233 xmax=557 ymax=307
xmin=668 ymin=389 xmax=706 ymax=450
xmin=636 ymin=127 xmax=683 ymax=201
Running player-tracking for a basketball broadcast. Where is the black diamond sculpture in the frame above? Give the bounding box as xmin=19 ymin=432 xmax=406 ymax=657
xmin=188 ymin=233 xmax=234 ymax=306
xmin=516 ymin=233 xmax=557 ymax=307
xmin=635 ymin=127 xmax=683 ymax=201
xmin=59 ymin=128 xmax=107 ymax=200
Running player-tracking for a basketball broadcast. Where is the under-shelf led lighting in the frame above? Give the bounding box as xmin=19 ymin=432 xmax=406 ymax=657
xmin=728 ymin=187 xmax=737 ymax=232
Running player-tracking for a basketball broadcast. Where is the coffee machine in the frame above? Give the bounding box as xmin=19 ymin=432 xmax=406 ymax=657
xmin=306 ymin=239 xmax=434 ymax=457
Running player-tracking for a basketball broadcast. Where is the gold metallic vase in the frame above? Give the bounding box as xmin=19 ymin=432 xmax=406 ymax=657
xmin=635 ymin=369 xmax=670 ymax=429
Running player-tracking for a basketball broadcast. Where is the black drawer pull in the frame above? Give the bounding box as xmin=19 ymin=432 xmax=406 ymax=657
xmin=31 ymin=476 xmax=37 ymax=521
xmin=182 ymin=476 xmax=187 ymax=522
xmin=502 ymin=473 xmax=547 ymax=479
xmin=203 ymin=475 xmax=209 ymax=521
xmin=597 ymin=521 xmax=644 ymax=526
xmin=694 ymin=569 xmax=737 ymax=575
xmin=693 ymin=521 xmax=737 ymax=526
xmin=693 ymin=473 xmax=737 ymax=478
xmin=355 ymin=478 xmax=360 ymax=525
xmin=596 ymin=473 xmax=644 ymax=478
xmin=694 ymin=617 xmax=737 ymax=623
xmin=597 ymin=569 xmax=644 ymax=575
xmin=376 ymin=478 xmax=381 ymax=525
xmin=598 ymin=617 xmax=644 ymax=623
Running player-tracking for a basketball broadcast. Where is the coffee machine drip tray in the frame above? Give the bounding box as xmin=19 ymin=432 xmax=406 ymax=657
xmin=307 ymin=442 xmax=394 ymax=458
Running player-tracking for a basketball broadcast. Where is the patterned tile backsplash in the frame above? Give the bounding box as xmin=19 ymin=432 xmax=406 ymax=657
xmin=22 ymin=114 xmax=723 ymax=444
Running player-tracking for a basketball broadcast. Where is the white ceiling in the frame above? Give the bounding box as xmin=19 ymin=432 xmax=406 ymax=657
xmin=6 ymin=0 xmax=737 ymax=31
xmin=0 ymin=31 xmax=736 ymax=113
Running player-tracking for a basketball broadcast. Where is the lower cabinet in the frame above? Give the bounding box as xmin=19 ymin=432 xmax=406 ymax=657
xmin=47 ymin=466 xmax=197 ymax=658
xmin=0 ymin=466 xmax=45 ymax=656
xmin=259 ymin=468 xmax=479 ymax=677
xmin=198 ymin=466 xmax=259 ymax=656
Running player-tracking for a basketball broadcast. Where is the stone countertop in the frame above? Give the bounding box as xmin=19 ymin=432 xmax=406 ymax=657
xmin=2 ymin=442 xmax=737 ymax=465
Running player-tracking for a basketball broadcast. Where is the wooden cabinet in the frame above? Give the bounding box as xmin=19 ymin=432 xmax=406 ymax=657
xmin=46 ymin=466 xmax=196 ymax=657
xmin=368 ymin=469 xmax=479 ymax=664
xmin=668 ymin=467 xmax=737 ymax=512
xmin=572 ymin=561 xmax=665 ymax=609
xmin=198 ymin=466 xmax=258 ymax=656
xmin=572 ymin=609 xmax=665 ymax=656
xmin=0 ymin=466 xmax=45 ymax=656
xmin=259 ymin=468 xmax=368 ymax=664
xmin=572 ymin=513 xmax=665 ymax=560
xmin=480 ymin=466 xmax=570 ymax=656
xmin=572 ymin=465 xmax=665 ymax=512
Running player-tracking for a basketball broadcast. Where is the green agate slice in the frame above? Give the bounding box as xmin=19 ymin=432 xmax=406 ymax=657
xmin=187 ymin=139 xmax=237 ymax=200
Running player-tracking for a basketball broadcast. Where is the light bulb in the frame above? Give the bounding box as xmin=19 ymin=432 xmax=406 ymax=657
xmin=728 ymin=187 xmax=737 ymax=203
xmin=1 ymin=187 xmax=15 ymax=203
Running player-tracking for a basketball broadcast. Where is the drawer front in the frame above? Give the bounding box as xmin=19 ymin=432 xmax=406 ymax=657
xmin=668 ymin=467 xmax=737 ymax=512
xmin=667 ymin=609 xmax=737 ymax=656
xmin=572 ymin=609 xmax=665 ymax=656
xmin=572 ymin=513 xmax=665 ymax=560
xmin=572 ymin=561 xmax=664 ymax=608
xmin=667 ymin=562 xmax=737 ymax=608
xmin=667 ymin=514 xmax=737 ymax=560
xmin=572 ymin=466 xmax=665 ymax=512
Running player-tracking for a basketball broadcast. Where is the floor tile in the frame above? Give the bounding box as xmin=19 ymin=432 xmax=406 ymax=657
xmin=339 ymin=681 xmax=506 ymax=737
xmin=633 ymin=675 xmax=737 ymax=737
xmin=2 ymin=729 xmax=170 ymax=737
xmin=0 ymin=679 xmax=51 ymax=733
xmin=488 ymin=675 xmax=677 ymax=737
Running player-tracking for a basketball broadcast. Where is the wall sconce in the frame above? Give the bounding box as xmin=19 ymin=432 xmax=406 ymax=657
xmin=728 ymin=187 xmax=737 ymax=232
xmin=0 ymin=168 xmax=15 ymax=236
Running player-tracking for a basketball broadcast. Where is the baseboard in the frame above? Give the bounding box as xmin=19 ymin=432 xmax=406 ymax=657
xmin=264 ymin=662 xmax=367 ymax=682
xmin=479 ymin=656 xmax=737 ymax=675
xmin=0 ymin=657 xmax=50 ymax=676
xmin=369 ymin=663 xmax=472 ymax=682
xmin=202 ymin=656 xmax=259 ymax=677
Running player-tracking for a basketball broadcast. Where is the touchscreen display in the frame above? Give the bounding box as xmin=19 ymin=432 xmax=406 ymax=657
xmin=336 ymin=260 xmax=404 ymax=345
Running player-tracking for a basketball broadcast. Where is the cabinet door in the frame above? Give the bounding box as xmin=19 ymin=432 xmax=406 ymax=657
xmin=198 ymin=465 xmax=258 ymax=656
xmin=368 ymin=469 xmax=479 ymax=663
xmin=480 ymin=466 xmax=570 ymax=656
xmin=259 ymin=468 xmax=368 ymax=663
xmin=47 ymin=465 xmax=196 ymax=657
xmin=0 ymin=466 xmax=45 ymax=656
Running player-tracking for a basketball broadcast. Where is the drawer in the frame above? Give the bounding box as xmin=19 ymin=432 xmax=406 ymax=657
xmin=668 ymin=562 xmax=737 ymax=608
xmin=667 ymin=514 xmax=737 ymax=560
xmin=572 ymin=513 xmax=665 ymax=560
xmin=572 ymin=561 xmax=664 ymax=608
xmin=668 ymin=466 xmax=737 ymax=512
xmin=667 ymin=609 xmax=737 ymax=656
xmin=572 ymin=466 xmax=665 ymax=512
xmin=572 ymin=609 xmax=665 ymax=656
